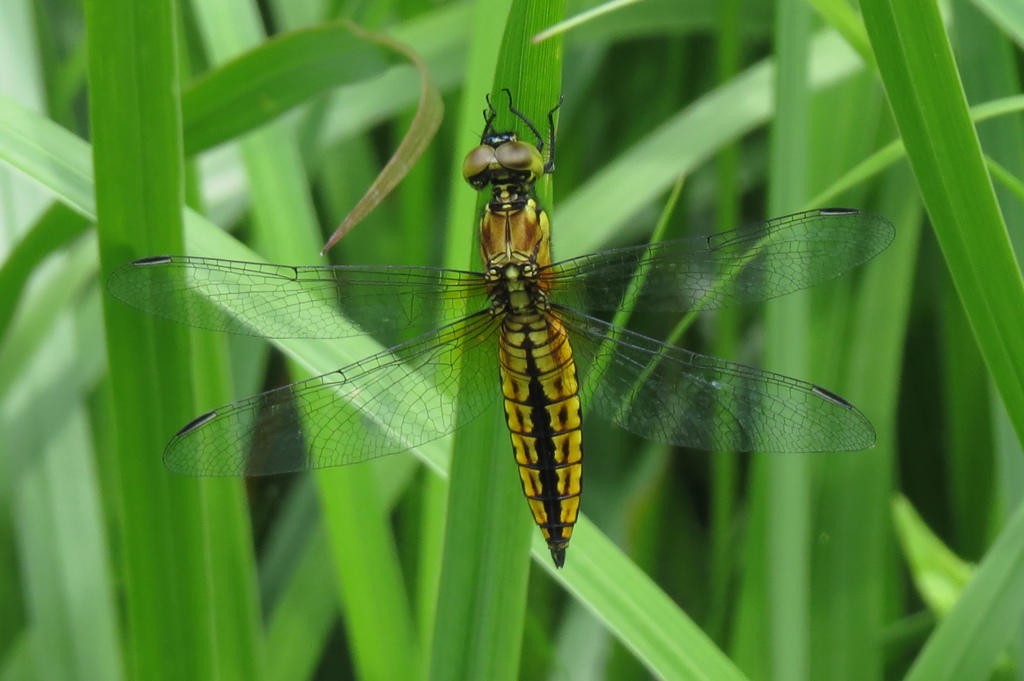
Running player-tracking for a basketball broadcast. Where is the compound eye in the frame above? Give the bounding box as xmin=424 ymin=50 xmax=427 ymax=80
xmin=494 ymin=141 xmax=544 ymax=180
xmin=462 ymin=145 xmax=497 ymax=186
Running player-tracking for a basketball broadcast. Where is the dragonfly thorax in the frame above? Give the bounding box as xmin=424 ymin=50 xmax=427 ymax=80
xmin=485 ymin=261 xmax=549 ymax=317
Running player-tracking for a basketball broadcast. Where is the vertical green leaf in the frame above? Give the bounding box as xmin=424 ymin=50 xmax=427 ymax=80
xmin=761 ymin=2 xmax=814 ymax=680
xmin=862 ymin=0 xmax=1024 ymax=678
xmin=863 ymin=0 xmax=1024 ymax=443
xmin=87 ymin=0 xmax=215 ymax=678
xmin=429 ymin=2 xmax=563 ymax=680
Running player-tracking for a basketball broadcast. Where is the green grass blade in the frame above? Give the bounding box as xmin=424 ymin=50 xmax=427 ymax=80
xmin=265 ymin=524 xmax=336 ymax=681
xmin=803 ymin=0 xmax=875 ymax=68
xmin=862 ymin=0 xmax=1024 ymax=446
xmin=0 ymin=91 xmax=94 ymax=216
xmin=894 ymin=495 xmax=974 ymax=617
xmin=956 ymin=0 xmax=1024 ymax=561
xmin=185 ymin=330 xmax=266 ymax=681
xmin=761 ymin=3 xmax=813 ymax=680
xmin=862 ymin=0 xmax=1024 ymax=678
xmin=429 ymin=2 xmax=562 ymax=680
xmin=903 ymin=498 xmax=1024 ymax=681
xmin=84 ymin=1 xmax=266 ymax=677
xmin=0 ymin=0 xmax=51 ymax=246
xmin=707 ymin=0 xmax=743 ymax=645
xmin=0 ymin=204 xmax=89 ymax=341
xmin=804 ymin=95 xmax=1024 ymax=209
xmin=970 ymin=0 xmax=1024 ymax=47
xmin=86 ymin=0 xmax=217 ymax=677
xmin=183 ymin=23 xmax=393 ymax=155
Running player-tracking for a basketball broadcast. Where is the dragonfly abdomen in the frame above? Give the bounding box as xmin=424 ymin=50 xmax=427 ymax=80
xmin=499 ymin=313 xmax=583 ymax=568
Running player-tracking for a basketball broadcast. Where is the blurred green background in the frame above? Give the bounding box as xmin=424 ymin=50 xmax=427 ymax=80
xmin=2 ymin=0 xmax=1024 ymax=679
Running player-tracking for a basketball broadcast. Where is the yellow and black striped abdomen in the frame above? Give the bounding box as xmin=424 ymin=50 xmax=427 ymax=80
xmin=499 ymin=312 xmax=583 ymax=567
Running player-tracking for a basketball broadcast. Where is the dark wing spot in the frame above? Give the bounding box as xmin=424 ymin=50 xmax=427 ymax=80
xmin=811 ymin=385 xmax=854 ymax=408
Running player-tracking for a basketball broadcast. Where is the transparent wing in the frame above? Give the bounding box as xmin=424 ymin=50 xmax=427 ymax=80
xmin=557 ymin=307 xmax=874 ymax=453
xmin=107 ymin=255 xmax=490 ymax=339
xmin=545 ymin=208 xmax=894 ymax=312
xmin=164 ymin=312 xmax=503 ymax=476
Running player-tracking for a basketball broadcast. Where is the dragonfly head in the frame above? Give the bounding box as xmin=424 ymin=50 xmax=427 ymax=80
xmin=462 ymin=135 xmax=546 ymax=191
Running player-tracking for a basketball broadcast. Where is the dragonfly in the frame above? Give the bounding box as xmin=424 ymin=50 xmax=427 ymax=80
xmin=108 ymin=93 xmax=895 ymax=568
